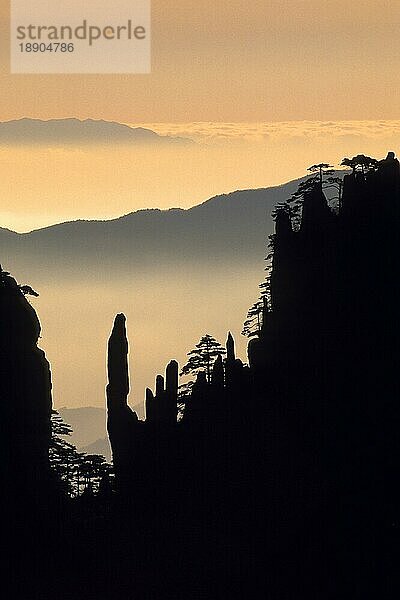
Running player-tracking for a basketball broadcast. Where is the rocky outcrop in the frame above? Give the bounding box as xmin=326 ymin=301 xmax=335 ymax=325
xmin=106 ymin=314 xmax=138 ymax=487
xmin=0 ymin=266 xmax=52 ymax=503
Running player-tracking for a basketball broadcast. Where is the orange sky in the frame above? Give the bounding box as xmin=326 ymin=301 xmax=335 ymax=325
xmin=1 ymin=1 xmax=400 ymax=122
xmin=1 ymin=120 xmax=400 ymax=232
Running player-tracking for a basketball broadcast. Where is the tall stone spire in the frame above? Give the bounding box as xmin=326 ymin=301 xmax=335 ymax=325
xmin=212 ymin=354 xmax=224 ymax=389
xmin=166 ymin=360 xmax=178 ymax=398
xmin=225 ymin=332 xmax=236 ymax=389
xmin=145 ymin=387 xmax=155 ymax=422
xmin=106 ymin=314 xmax=138 ymax=485
xmin=166 ymin=360 xmax=178 ymax=424
xmin=226 ymin=332 xmax=235 ymax=363
xmin=106 ymin=313 xmax=129 ymax=411
xmin=156 ymin=374 xmax=165 ymax=397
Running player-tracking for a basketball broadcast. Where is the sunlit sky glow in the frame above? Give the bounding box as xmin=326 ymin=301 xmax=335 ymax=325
xmin=1 ymin=1 xmax=400 ymax=123
xmin=0 ymin=119 xmax=400 ymax=232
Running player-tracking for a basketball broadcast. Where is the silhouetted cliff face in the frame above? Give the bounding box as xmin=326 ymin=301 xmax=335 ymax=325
xmin=249 ymin=154 xmax=400 ymax=510
xmin=102 ymin=154 xmax=400 ymax=597
xmin=0 ymin=268 xmax=52 ymax=502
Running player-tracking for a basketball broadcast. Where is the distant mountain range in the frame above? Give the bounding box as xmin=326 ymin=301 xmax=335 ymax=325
xmin=58 ymin=406 xmax=110 ymax=460
xmin=0 ymin=118 xmax=193 ymax=146
xmin=58 ymin=406 xmax=106 ymax=447
xmin=0 ymin=174 xmax=344 ymax=279
xmin=80 ymin=438 xmax=112 ymax=462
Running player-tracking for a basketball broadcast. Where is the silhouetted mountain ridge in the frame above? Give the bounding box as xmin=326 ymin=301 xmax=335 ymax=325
xmin=57 ymin=405 xmax=142 ymax=455
xmin=0 ymin=118 xmax=193 ymax=146
xmin=0 ymin=175 xmax=344 ymax=276
xmin=80 ymin=438 xmax=111 ymax=462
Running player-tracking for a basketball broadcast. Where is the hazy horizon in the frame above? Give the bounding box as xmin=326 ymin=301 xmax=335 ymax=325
xmin=1 ymin=118 xmax=399 ymax=232
xmin=1 ymin=184 xmax=278 ymax=415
